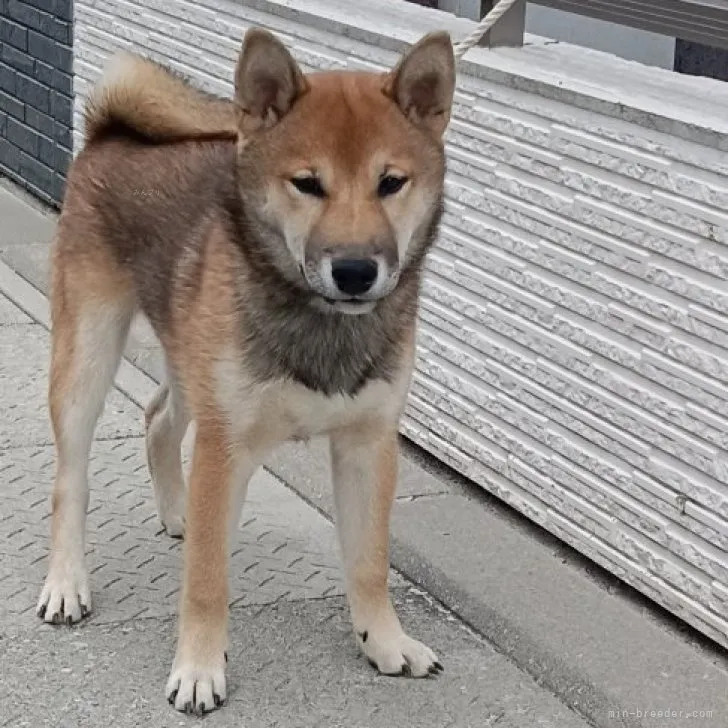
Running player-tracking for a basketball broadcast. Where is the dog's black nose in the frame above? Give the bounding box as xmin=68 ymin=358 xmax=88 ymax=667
xmin=331 ymin=258 xmax=378 ymax=296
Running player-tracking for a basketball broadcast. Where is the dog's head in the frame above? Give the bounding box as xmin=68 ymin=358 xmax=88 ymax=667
xmin=233 ymin=28 xmax=455 ymax=315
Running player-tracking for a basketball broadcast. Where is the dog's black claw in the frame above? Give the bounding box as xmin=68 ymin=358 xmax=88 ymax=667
xmin=80 ymin=603 xmax=89 ymax=617
xmin=168 ymin=689 xmax=178 ymax=705
xmin=51 ymin=612 xmax=61 ymax=625
xmin=184 ymin=701 xmax=193 ymax=715
xmin=37 ymin=604 xmax=47 ymax=619
xmin=433 ymin=661 xmax=444 ymax=672
xmin=400 ymin=662 xmax=411 ymax=677
xmin=224 ymin=651 xmax=228 ymax=663
xmin=214 ymin=693 xmax=223 ymax=708
xmin=198 ymin=702 xmax=206 ymax=714
xmin=358 ymin=630 xmax=368 ymax=643
xmin=65 ymin=614 xmax=73 ymax=627
xmin=367 ymin=658 xmax=378 ymax=670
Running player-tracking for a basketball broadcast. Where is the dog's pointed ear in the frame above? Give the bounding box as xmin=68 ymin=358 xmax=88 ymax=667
xmin=235 ymin=28 xmax=308 ymax=133
xmin=383 ymin=32 xmax=455 ymax=138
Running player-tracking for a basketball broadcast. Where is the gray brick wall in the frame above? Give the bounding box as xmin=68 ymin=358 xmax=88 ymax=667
xmin=73 ymin=0 xmax=728 ymax=649
xmin=0 ymin=0 xmax=73 ymax=206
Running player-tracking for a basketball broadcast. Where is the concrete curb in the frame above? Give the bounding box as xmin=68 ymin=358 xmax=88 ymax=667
xmin=1 ymin=183 xmax=726 ymax=728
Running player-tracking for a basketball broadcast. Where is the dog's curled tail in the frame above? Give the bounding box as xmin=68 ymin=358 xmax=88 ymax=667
xmin=83 ymin=52 xmax=239 ymax=145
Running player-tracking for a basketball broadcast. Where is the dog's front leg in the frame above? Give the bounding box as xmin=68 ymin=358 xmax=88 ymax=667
xmin=330 ymin=424 xmax=443 ymax=677
xmin=165 ymin=421 xmax=256 ymax=714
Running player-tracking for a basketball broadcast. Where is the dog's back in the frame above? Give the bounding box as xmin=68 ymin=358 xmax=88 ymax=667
xmin=60 ymin=136 xmax=239 ymax=333
xmin=57 ymin=53 xmax=245 ymax=332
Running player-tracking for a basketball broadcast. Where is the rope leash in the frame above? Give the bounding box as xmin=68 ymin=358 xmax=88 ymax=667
xmin=452 ymin=0 xmax=523 ymax=60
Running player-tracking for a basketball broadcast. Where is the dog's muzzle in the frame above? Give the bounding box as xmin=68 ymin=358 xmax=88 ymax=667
xmin=303 ymin=254 xmax=399 ymax=314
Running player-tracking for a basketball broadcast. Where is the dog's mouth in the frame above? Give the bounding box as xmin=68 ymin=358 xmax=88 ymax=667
xmin=322 ymin=296 xmax=362 ymax=305
xmin=316 ymin=296 xmax=377 ymax=315
xmin=299 ymin=266 xmax=382 ymax=315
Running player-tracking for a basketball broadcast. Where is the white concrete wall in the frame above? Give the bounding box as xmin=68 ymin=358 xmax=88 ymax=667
xmin=72 ymin=0 xmax=728 ymax=649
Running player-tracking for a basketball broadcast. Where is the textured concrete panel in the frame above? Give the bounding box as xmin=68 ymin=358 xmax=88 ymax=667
xmin=0 ymin=295 xmax=31 ymax=324
xmin=0 ymin=438 xmax=353 ymax=628
xmin=0 ymin=283 xmax=594 ymax=728
xmin=0 ymin=596 xmax=591 ymax=728
xmin=71 ymin=0 xmax=728 ymax=649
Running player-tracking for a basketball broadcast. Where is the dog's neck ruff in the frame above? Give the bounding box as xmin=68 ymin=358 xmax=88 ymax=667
xmin=238 ymin=266 xmax=420 ymax=397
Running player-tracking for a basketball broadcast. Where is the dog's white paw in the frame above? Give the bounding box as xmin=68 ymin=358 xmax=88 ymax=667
xmin=37 ymin=564 xmax=91 ymax=625
xmin=160 ymin=506 xmax=185 ymax=539
xmin=359 ymin=629 xmax=442 ymax=678
xmin=166 ymin=653 xmax=226 ymax=714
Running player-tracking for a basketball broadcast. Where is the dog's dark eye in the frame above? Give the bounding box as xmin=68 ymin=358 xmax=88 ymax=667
xmin=378 ymin=175 xmax=408 ymax=198
xmin=291 ymin=176 xmax=326 ymax=198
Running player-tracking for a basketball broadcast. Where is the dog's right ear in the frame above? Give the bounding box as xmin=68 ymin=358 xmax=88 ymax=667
xmin=235 ymin=28 xmax=308 ymax=134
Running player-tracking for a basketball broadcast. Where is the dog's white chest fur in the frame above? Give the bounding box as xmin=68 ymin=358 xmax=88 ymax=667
xmin=214 ymin=353 xmax=409 ymax=447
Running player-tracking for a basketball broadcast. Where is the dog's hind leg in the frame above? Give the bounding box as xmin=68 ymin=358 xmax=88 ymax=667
xmin=37 ymin=238 xmax=134 ymax=625
xmin=145 ymin=368 xmax=189 ymax=538
xmin=145 ymin=369 xmax=189 ymax=538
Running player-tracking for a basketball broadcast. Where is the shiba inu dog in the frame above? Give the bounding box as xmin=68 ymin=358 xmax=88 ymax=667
xmin=37 ymin=27 xmax=455 ymax=714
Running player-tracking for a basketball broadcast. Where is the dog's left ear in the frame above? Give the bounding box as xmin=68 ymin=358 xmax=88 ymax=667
xmin=383 ymin=32 xmax=455 ymax=138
